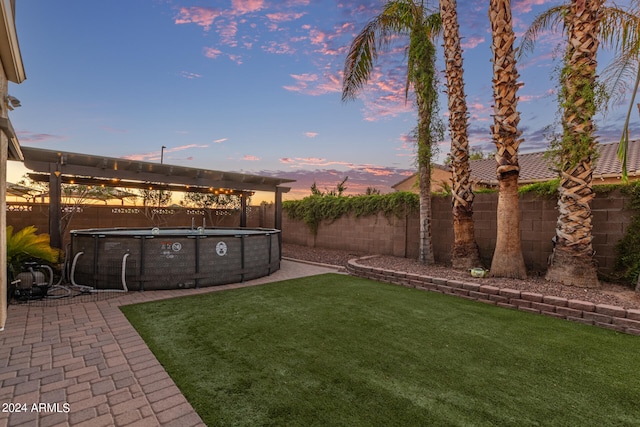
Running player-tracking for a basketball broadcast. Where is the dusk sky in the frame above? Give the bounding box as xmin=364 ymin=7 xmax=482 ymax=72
xmin=6 ymin=0 xmax=637 ymax=201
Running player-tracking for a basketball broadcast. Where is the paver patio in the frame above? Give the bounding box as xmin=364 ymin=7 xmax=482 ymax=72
xmin=0 ymin=259 xmax=341 ymax=427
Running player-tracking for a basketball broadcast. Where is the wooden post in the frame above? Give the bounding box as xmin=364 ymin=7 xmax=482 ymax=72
xmin=49 ymin=166 xmax=62 ymax=249
xmin=240 ymin=192 xmax=247 ymax=227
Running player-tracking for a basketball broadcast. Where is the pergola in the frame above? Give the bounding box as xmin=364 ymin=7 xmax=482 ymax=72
xmin=20 ymin=146 xmax=295 ymax=248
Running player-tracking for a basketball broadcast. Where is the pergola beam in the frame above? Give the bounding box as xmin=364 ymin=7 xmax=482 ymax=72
xmin=20 ymin=147 xmax=294 ymax=249
xmin=27 ymin=173 xmax=257 ymax=197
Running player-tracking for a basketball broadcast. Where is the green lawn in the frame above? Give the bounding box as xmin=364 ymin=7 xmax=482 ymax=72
xmin=121 ymin=274 xmax=640 ymax=426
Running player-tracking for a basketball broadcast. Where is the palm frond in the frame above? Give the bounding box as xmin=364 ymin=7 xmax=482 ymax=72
xmin=6 ymin=226 xmax=61 ymax=270
xmin=601 ymin=50 xmax=638 ymax=110
xmin=518 ymin=5 xmax=568 ymax=60
xmin=342 ymin=20 xmax=380 ymax=101
xmin=342 ymin=0 xmax=439 ymax=102
xmin=617 ymin=66 xmax=640 ymax=181
xmin=599 ymin=5 xmax=640 ymax=52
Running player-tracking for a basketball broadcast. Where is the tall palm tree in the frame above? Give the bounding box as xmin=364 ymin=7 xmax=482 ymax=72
xmin=487 ymin=0 xmax=527 ymax=278
xmin=521 ymin=1 xmax=640 ymax=181
xmin=521 ymin=0 xmax=620 ymax=287
xmin=546 ymin=0 xmax=604 ymax=287
xmin=596 ymin=1 xmax=640 ymax=180
xmin=439 ymin=0 xmax=481 ymax=269
xmin=342 ymin=0 xmax=442 ymax=265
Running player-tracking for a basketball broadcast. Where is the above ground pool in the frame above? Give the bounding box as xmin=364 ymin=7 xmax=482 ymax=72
xmin=69 ymin=227 xmax=281 ymax=291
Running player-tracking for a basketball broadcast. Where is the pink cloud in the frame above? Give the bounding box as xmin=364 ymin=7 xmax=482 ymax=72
xmin=362 ymin=100 xmax=413 ymax=122
xmin=227 ymin=54 xmax=243 ymax=65
xmin=461 ymin=36 xmax=485 ymax=50
xmin=290 ymin=73 xmax=318 ymax=83
xmin=266 ymin=11 xmax=305 ymax=23
xmin=203 ymin=47 xmax=222 ymax=59
xmin=180 ymin=71 xmax=202 ymax=79
xmin=231 ymin=0 xmax=264 ymax=14
xmin=213 ymin=138 xmax=228 ymax=143
xmin=168 ymin=144 xmax=209 ymax=152
xmin=283 ymin=73 xmax=341 ymax=96
xmin=121 ymin=144 xmax=208 ymax=162
xmin=304 ymin=132 xmax=318 ymax=138
xmin=203 ymin=47 xmax=243 ymax=64
xmin=262 ymin=40 xmax=296 ymax=55
xmin=258 ymin=163 xmax=418 ymax=199
xmin=309 ymin=29 xmax=326 ymax=45
xmin=519 ymin=94 xmax=544 ymax=103
xmin=174 ymin=7 xmax=220 ymax=31
xmin=400 ymin=134 xmax=415 ymax=143
xmin=16 ymin=131 xmax=65 ymax=143
xmin=219 ymin=20 xmax=239 ymax=46
xmin=360 ymin=165 xmax=395 ymax=177
xmin=120 ymin=153 xmax=153 ymax=161
xmin=513 ymin=0 xmax=553 ymax=14
xmin=244 ymin=155 xmax=260 ymax=161
xmin=279 ymin=157 xmax=355 ymax=168
xmin=396 ymin=133 xmax=417 ymax=157
xmin=468 ymin=101 xmax=492 ymax=121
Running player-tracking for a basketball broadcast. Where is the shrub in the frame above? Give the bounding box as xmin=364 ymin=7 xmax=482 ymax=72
xmin=6 ymin=226 xmax=61 ymax=273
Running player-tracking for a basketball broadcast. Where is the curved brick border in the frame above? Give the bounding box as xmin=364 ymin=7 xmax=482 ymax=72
xmin=347 ymin=257 xmax=640 ymax=336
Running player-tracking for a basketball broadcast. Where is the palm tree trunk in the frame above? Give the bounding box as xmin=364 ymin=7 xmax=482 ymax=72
xmin=546 ymin=0 xmax=602 ymax=287
xmin=488 ymin=0 xmax=527 ymax=279
xmin=440 ymin=0 xmax=480 ymax=269
xmin=415 ymin=79 xmax=435 ymax=265
xmin=418 ymin=161 xmax=435 ymax=264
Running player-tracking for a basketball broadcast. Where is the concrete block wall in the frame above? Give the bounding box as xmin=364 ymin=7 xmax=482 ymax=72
xmin=282 ymin=211 xmax=414 ymax=257
xmin=281 ymin=190 xmax=637 ymax=276
xmin=6 ymin=189 xmax=637 ymax=276
xmin=591 ymin=193 xmax=636 ymax=272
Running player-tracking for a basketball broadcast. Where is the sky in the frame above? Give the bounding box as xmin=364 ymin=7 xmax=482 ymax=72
xmin=6 ymin=0 xmax=638 ymax=202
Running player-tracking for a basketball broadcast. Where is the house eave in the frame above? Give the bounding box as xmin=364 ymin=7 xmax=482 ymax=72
xmin=0 ymin=0 xmax=25 ymax=83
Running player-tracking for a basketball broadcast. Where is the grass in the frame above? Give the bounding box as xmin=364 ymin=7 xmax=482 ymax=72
xmin=121 ymin=274 xmax=640 ymax=426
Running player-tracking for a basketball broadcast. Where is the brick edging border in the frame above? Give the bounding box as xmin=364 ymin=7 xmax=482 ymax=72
xmin=346 ymin=257 xmax=640 ymax=336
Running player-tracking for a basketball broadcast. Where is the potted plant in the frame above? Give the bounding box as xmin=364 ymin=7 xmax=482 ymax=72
xmin=6 ymin=226 xmax=61 ymax=301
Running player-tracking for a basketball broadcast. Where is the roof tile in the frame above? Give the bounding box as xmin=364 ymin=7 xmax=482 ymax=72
xmin=470 ymin=140 xmax=640 ymax=185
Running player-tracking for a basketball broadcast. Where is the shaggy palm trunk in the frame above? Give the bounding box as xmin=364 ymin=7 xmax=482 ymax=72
xmin=440 ymin=0 xmax=480 ymax=269
xmin=418 ymin=161 xmax=435 ymax=264
xmin=546 ymin=0 xmax=602 ymax=287
xmin=415 ymin=79 xmax=435 ymax=265
xmin=488 ymin=0 xmax=527 ymax=279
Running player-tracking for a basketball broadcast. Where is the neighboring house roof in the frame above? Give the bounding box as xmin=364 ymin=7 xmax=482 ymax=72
xmin=470 ymin=140 xmax=640 ymax=186
xmin=391 ymin=164 xmax=451 ymax=191
xmin=392 ymin=140 xmax=640 ymax=191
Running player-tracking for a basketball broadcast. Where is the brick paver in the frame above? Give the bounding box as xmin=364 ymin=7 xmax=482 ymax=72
xmin=0 ymin=260 xmax=340 ymax=426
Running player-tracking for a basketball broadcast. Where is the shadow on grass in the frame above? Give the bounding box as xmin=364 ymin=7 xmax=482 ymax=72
xmin=121 ymin=273 xmax=640 ymax=426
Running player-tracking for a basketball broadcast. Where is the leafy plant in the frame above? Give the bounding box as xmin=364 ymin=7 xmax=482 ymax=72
xmin=518 ymin=178 xmax=560 ymax=196
xmin=6 ymin=226 xmax=61 ymax=273
xmin=615 ymin=181 xmax=640 ymax=285
xmin=284 ymin=192 xmax=419 ymax=234
xmin=310 ymin=177 xmax=349 ymax=197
